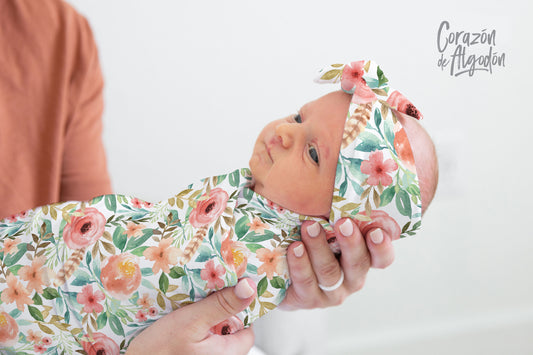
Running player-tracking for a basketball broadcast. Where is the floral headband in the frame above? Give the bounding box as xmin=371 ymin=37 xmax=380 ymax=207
xmin=315 ymin=60 xmax=423 ymax=239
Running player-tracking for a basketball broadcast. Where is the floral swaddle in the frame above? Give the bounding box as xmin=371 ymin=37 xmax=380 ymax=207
xmin=0 ymin=168 xmax=316 ymax=353
xmin=0 ymin=60 xmax=424 ymax=354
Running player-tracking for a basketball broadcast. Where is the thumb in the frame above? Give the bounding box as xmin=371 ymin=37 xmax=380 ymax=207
xmin=188 ymin=278 xmax=256 ymax=341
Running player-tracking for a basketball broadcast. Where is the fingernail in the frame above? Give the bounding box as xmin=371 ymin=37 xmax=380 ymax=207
xmin=294 ymin=243 xmax=304 ymax=258
xmin=307 ymin=221 xmax=321 ymax=238
xmin=339 ymin=219 xmax=353 ymax=237
xmin=370 ymin=228 xmax=384 ymax=244
xmin=234 ymin=279 xmax=255 ymax=299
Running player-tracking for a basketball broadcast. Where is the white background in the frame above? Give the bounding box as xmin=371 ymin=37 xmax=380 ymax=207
xmin=68 ymin=1 xmax=533 ymax=353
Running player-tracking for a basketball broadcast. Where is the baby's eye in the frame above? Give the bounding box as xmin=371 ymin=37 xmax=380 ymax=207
xmin=294 ymin=114 xmax=302 ymax=123
xmin=308 ymin=146 xmax=319 ymax=164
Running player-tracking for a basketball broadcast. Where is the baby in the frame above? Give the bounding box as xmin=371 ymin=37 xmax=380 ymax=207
xmin=0 ymin=60 xmax=437 ymax=354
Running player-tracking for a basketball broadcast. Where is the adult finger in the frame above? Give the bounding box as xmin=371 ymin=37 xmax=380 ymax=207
xmin=333 ymin=218 xmax=371 ymax=293
xmin=199 ymin=326 xmax=255 ymax=355
xmin=300 ymin=221 xmax=345 ymax=301
xmin=186 ymin=278 xmax=256 ymax=342
xmin=364 ymin=228 xmax=395 ymax=269
xmin=282 ymin=241 xmax=319 ymax=309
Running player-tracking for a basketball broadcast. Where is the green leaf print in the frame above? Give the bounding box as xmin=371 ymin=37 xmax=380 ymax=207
xmin=235 ymin=216 xmax=250 ymax=239
xmin=113 ymin=227 xmax=127 ymax=250
xmin=380 ymin=186 xmax=396 ymax=207
xmin=377 ymin=66 xmax=389 ymax=86
xmin=257 ymin=277 xmax=268 ymax=297
xmin=125 ymin=229 xmax=153 ymax=250
xmin=241 ymin=230 xmax=275 ymax=243
xmin=3 ymin=242 xmax=27 ymax=266
xmin=96 ymin=312 xmax=108 ymax=330
xmin=229 ymin=170 xmax=240 ymax=187
xmin=159 ymin=273 xmax=169 ymax=293
xmin=108 ymin=314 xmax=125 ymax=336
xmin=395 ymin=190 xmax=412 ymax=217
xmin=270 ymin=276 xmax=285 ymax=289
xmin=32 ymin=293 xmax=43 ymax=305
xmin=355 ymin=132 xmax=382 ymax=152
xmin=42 ymin=287 xmax=60 ymax=300
xmin=384 ymin=119 xmax=395 ymax=148
xmin=131 ymin=246 xmax=149 ymax=257
xmin=105 ymin=195 xmax=117 ymax=213
xmin=169 ymin=266 xmax=186 ymax=279
xmin=374 ymin=107 xmax=382 ymax=128
xmin=71 ymin=270 xmax=92 ymax=287
xmin=28 ymin=305 xmax=44 ymax=321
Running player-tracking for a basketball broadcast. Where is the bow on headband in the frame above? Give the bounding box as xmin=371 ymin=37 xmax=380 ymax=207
xmin=315 ymin=60 xmax=423 ymax=241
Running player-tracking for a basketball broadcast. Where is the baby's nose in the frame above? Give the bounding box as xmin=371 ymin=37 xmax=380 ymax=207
xmin=275 ymin=123 xmax=300 ymax=148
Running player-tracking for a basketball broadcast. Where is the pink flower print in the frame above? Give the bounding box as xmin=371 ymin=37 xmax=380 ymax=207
xmin=148 ymin=306 xmax=158 ymax=317
xmin=42 ymin=337 xmax=52 ymax=346
xmin=189 ymin=188 xmax=229 ymax=228
xmin=355 ymin=210 xmax=402 ymax=240
xmin=266 ymin=199 xmax=285 ymax=213
xmin=361 ymin=150 xmax=398 ymax=187
xmin=18 ymin=255 xmax=46 ymax=294
xmin=63 ymin=207 xmax=106 ymax=249
xmin=2 ymin=237 xmax=21 ymax=255
xmin=135 ymin=309 xmax=148 ymax=322
xmin=1 ymin=274 xmax=33 ymax=311
xmin=33 ymin=344 xmax=46 ymax=354
xmin=210 ymin=316 xmax=244 ymax=335
xmin=131 ymin=198 xmax=143 ymax=209
xmin=200 ymin=259 xmax=226 ymax=290
xmin=77 ymin=284 xmax=105 ymax=314
xmin=100 ymin=253 xmax=142 ymax=300
xmin=387 ymin=90 xmax=423 ymax=120
xmin=0 ymin=311 xmax=19 ymax=346
xmin=81 ymin=332 xmax=120 ymax=355
xmin=125 ymin=222 xmax=145 ymax=238
xmin=341 ymin=61 xmax=377 ymax=104
xmin=143 ymin=238 xmax=180 ymax=274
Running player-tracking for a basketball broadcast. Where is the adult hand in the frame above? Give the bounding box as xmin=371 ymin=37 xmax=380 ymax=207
xmin=127 ymin=278 xmax=257 ymax=355
xmin=281 ymin=218 xmax=394 ymax=310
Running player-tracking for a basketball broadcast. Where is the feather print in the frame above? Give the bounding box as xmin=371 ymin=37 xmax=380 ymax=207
xmin=341 ymin=102 xmax=372 ymax=149
xmin=179 ymin=224 xmax=208 ymax=265
xmin=53 ymin=247 xmax=86 ymax=287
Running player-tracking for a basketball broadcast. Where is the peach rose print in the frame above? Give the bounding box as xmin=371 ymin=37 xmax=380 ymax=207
xmin=100 ymin=253 xmax=141 ymax=300
xmin=63 ymin=207 xmax=106 ymax=249
xmin=81 ymin=332 xmax=119 ymax=355
xmin=189 ymin=188 xmax=229 ymax=228
xmin=0 ymin=311 xmax=19 ymax=346
xmin=221 ymin=236 xmax=249 ymax=278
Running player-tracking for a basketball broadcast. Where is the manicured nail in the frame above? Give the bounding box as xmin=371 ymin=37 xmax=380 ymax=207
xmin=294 ymin=244 xmax=304 ymax=258
xmin=234 ymin=279 xmax=255 ymax=299
xmin=339 ymin=219 xmax=353 ymax=237
xmin=307 ymin=222 xmax=321 ymax=238
xmin=369 ymin=228 xmax=384 ymax=244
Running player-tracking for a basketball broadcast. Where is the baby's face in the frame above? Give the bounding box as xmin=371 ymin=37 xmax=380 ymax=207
xmin=249 ymin=91 xmax=350 ymax=216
